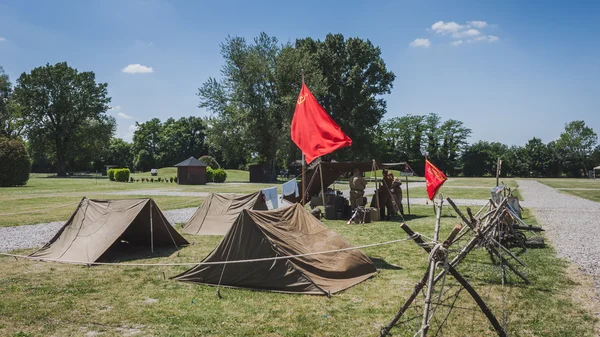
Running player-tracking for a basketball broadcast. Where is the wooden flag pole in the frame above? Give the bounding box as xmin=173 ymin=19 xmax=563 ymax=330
xmin=301 ymin=70 xmax=305 ymax=206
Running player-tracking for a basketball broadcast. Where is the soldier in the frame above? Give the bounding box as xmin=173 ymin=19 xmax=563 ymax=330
xmin=349 ymin=168 xmax=367 ymax=209
xmin=378 ymin=169 xmax=395 ymax=220
xmin=391 ymin=177 xmax=404 ymax=216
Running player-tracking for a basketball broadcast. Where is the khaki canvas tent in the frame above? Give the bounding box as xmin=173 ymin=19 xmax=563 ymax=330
xmin=183 ymin=192 xmax=268 ymax=235
xmin=173 ymin=203 xmax=378 ymax=295
xmin=30 ymin=198 xmax=188 ymax=263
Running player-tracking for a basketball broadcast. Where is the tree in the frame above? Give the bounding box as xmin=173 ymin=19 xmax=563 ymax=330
xmin=295 ymin=34 xmax=396 ymax=160
xmin=0 ymin=67 xmax=24 ymax=138
xmin=0 ymin=136 xmax=31 ymax=186
xmin=106 ymin=138 xmax=133 ymax=168
xmin=556 ymin=120 xmax=598 ymax=177
xmin=13 ymin=62 xmax=112 ymax=176
xmin=461 ymin=141 xmax=509 ymax=177
xmin=158 ymin=117 xmax=207 ymax=167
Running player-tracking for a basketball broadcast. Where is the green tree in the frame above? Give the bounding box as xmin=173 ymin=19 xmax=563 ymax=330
xmin=0 ymin=67 xmax=24 ymax=138
xmin=158 ymin=116 xmax=207 ymax=167
xmin=0 ymin=136 xmax=31 ymax=186
xmin=295 ymin=34 xmax=396 ymax=160
xmin=556 ymin=120 xmax=598 ymax=177
xmin=13 ymin=62 xmax=112 ymax=176
xmin=462 ymin=141 xmax=509 ymax=177
xmin=106 ymin=138 xmax=133 ymax=168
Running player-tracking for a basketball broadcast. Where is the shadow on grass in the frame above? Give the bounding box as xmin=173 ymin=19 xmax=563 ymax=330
xmin=98 ymin=243 xmax=184 ymax=263
xmin=369 ymin=257 xmax=403 ymax=270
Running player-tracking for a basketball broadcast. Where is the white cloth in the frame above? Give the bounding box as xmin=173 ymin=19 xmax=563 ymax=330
xmin=262 ymin=186 xmax=278 ymax=209
xmin=282 ymin=178 xmax=299 ymax=197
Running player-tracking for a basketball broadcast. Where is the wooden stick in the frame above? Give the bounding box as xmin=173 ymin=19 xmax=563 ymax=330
xmin=319 ymin=164 xmax=326 ymax=210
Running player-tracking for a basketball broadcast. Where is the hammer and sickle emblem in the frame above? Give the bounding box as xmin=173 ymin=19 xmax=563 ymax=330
xmin=297 ymin=94 xmax=306 ymax=105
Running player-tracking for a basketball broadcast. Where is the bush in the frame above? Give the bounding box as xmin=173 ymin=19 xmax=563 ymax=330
xmin=150 ymin=177 xmax=154 ymax=182
xmin=206 ymin=167 xmax=214 ymax=182
xmin=157 ymin=177 xmax=162 ymax=182
xmin=108 ymin=168 xmax=116 ymax=181
xmin=169 ymin=177 xmax=174 ymax=183
xmin=113 ymin=168 xmax=130 ymax=182
xmin=0 ymin=137 xmax=31 ymax=187
xmin=212 ymin=168 xmax=227 ymax=183
xmin=199 ymin=155 xmax=221 ymax=170
xmin=130 ymin=177 xmax=134 ymax=183
xmin=174 ymin=177 xmax=178 ymax=183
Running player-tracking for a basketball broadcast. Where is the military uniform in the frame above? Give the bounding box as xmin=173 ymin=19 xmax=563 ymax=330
xmin=349 ymin=173 xmax=367 ymax=208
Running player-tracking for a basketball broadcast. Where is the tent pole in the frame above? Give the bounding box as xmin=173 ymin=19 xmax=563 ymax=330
xmin=319 ymin=163 xmax=326 ymax=210
xmin=406 ymin=174 xmax=410 ymax=215
xmin=150 ymin=201 xmax=154 ymax=254
xmin=302 ymin=154 xmax=305 ymax=206
xmin=373 ymin=160 xmax=380 ymax=215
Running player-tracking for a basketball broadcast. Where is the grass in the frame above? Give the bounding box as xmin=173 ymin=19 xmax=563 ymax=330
xmin=537 ymin=178 xmax=600 ymax=202
xmin=0 ymin=205 xmax=596 ymax=336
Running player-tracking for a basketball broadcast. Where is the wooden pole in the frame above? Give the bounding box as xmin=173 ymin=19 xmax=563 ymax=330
xmin=420 ymin=194 xmax=443 ymax=337
xmin=319 ymin=163 xmax=326 ymax=210
xmin=302 ymin=154 xmax=305 ymax=206
xmin=406 ymin=174 xmax=410 ymax=215
xmin=374 ymin=160 xmax=380 ymax=214
xmin=496 ymin=157 xmax=500 ymax=187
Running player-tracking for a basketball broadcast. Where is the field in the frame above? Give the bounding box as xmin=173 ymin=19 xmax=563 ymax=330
xmin=537 ymin=178 xmax=600 ymax=202
xmin=0 ymin=175 xmax=598 ymax=336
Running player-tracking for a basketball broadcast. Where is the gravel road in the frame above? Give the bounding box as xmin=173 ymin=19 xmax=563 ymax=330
xmin=517 ymin=180 xmax=600 ymax=275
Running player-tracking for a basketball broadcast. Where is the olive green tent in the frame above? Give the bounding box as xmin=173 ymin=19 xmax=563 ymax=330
xmin=173 ymin=203 xmax=377 ymax=295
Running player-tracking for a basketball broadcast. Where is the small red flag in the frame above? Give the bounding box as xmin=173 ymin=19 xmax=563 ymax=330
xmin=425 ymin=159 xmax=447 ymax=200
xmin=291 ymin=83 xmax=352 ymax=164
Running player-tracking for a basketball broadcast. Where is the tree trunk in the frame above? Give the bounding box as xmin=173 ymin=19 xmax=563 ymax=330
xmin=55 ymin=138 xmax=67 ymax=177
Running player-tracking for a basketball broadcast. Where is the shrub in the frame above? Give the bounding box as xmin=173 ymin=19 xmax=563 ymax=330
xmin=0 ymin=137 xmax=31 ymax=187
xmin=157 ymin=177 xmax=162 ymax=182
xmin=169 ymin=177 xmax=174 ymax=183
xmin=150 ymin=177 xmax=154 ymax=182
xmin=130 ymin=177 xmax=134 ymax=183
xmin=113 ymin=168 xmax=130 ymax=182
xmin=206 ymin=167 xmax=214 ymax=182
xmin=174 ymin=177 xmax=178 ymax=183
xmin=107 ymin=168 xmax=116 ymax=181
xmin=198 ymin=155 xmax=221 ymax=170
xmin=212 ymin=168 xmax=227 ymax=183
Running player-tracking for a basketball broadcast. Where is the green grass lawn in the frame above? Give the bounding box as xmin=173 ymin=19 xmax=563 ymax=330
xmin=131 ymin=168 xmax=250 ymax=182
xmin=0 ymin=206 xmax=596 ymax=336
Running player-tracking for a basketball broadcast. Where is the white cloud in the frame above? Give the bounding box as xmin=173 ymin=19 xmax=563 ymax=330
xmin=118 ymin=112 xmax=134 ymax=119
xmin=431 ymin=21 xmax=465 ymax=35
xmin=468 ymin=35 xmax=499 ymax=43
xmin=468 ymin=21 xmax=488 ymax=29
xmin=134 ymin=40 xmax=154 ymax=47
xmin=452 ymin=28 xmax=481 ymax=38
xmin=451 ymin=40 xmax=464 ymax=46
xmin=122 ymin=64 xmax=154 ymax=74
xmin=0 ymin=36 xmax=6 ymax=42
xmin=409 ymin=38 xmax=431 ymax=48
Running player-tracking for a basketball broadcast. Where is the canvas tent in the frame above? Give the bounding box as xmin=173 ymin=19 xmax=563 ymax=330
xmin=173 ymin=203 xmax=378 ymax=295
xmin=183 ymin=192 xmax=268 ymax=235
xmin=30 ymin=198 xmax=188 ymax=263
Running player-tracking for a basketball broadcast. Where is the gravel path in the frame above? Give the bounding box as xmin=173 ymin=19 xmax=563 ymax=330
xmin=517 ymin=180 xmax=600 ymax=275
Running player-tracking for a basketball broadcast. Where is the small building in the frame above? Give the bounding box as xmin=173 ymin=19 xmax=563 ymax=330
xmin=175 ymin=157 xmax=207 ymax=185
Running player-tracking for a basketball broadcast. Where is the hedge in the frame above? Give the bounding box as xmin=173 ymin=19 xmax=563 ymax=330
xmin=113 ymin=168 xmax=131 ymax=182
xmin=0 ymin=137 xmax=31 ymax=187
xmin=212 ymin=168 xmax=227 ymax=183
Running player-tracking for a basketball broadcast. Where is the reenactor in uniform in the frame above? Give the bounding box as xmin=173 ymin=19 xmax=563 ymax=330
xmin=391 ymin=177 xmax=404 ymax=216
xmin=349 ymin=168 xmax=367 ymax=209
xmin=378 ymin=169 xmax=395 ymax=220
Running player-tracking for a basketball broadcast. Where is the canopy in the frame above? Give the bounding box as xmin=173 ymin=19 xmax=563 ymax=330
xmin=183 ymin=192 xmax=268 ymax=235
xmin=172 ymin=203 xmax=378 ymax=295
xmin=594 ymin=166 xmax=600 ymax=170
xmin=30 ymin=198 xmax=188 ymax=263
xmin=296 ymin=161 xmax=406 ymax=202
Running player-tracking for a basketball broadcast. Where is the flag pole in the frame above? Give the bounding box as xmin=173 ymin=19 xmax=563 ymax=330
xmin=301 ymin=70 xmax=305 ymax=207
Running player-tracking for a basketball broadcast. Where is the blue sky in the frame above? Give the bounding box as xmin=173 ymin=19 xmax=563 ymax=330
xmin=1 ymin=0 xmax=598 ymax=145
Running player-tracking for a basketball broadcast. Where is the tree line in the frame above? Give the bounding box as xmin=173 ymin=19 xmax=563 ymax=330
xmin=1 ymin=32 xmax=599 ymax=179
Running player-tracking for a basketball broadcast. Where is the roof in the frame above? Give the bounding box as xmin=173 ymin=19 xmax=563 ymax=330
xmin=173 ymin=203 xmax=377 ymax=295
xmin=595 ymin=166 xmax=600 ymax=170
xmin=174 ymin=156 xmax=207 ymax=167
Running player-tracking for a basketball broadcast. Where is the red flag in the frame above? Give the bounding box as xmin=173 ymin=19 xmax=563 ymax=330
xmin=425 ymin=159 xmax=447 ymax=200
xmin=291 ymin=83 xmax=352 ymax=164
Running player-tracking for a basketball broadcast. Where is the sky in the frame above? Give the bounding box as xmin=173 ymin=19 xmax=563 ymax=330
xmin=1 ymin=0 xmax=599 ymax=145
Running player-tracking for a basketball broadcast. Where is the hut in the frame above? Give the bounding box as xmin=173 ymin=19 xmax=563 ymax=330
xmin=175 ymin=157 xmax=207 ymax=185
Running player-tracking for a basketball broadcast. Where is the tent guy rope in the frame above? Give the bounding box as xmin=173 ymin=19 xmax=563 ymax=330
xmin=0 ymin=233 xmax=431 ymax=267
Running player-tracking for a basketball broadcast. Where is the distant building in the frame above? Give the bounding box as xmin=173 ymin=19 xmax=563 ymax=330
xmin=175 ymin=157 xmax=208 ymax=185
